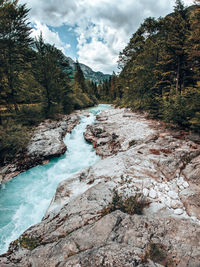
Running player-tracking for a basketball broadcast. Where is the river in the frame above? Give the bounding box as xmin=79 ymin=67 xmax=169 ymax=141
xmin=0 ymin=104 xmax=111 ymax=254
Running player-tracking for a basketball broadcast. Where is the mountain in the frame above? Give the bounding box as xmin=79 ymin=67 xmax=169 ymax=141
xmin=66 ymin=57 xmax=111 ymax=84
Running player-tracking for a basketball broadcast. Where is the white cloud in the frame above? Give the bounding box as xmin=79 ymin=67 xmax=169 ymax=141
xmin=31 ymin=21 xmax=69 ymax=54
xmin=19 ymin=0 xmax=194 ymax=73
xmin=75 ymin=22 xmax=127 ymax=73
xmin=65 ymin=43 xmax=71 ymax=49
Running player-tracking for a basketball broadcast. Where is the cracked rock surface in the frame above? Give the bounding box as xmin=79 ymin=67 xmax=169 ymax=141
xmin=1 ymin=108 xmax=200 ymax=266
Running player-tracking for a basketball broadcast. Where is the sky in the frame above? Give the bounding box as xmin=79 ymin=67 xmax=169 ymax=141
xmin=19 ymin=0 xmax=194 ymax=74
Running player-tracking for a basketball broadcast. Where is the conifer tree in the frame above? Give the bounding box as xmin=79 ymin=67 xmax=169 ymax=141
xmin=115 ymin=1 xmax=199 ymax=130
xmin=187 ymin=0 xmax=200 ymax=80
xmin=74 ymin=61 xmax=87 ymax=93
xmin=0 ymin=0 xmax=33 ymax=113
xmin=165 ymin=0 xmax=190 ymax=94
xmin=34 ymin=34 xmax=72 ymax=117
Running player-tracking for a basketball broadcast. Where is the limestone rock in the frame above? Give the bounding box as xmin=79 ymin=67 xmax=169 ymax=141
xmin=149 ymin=189 xmax=157 ymax=199
xmin=0 ymin=113 xmax=80 ymax=184
xmin=1 ymin=107 xmax=200 ymax=265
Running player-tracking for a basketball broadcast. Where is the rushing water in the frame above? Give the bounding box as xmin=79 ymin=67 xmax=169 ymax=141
xmin=0 ymin=104 xmax=111 ymax=254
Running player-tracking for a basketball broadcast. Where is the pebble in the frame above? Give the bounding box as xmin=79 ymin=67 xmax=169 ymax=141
xmin=165 ymin=198 xmax=171 ymax=207
xmin=171 ymin=200 xmax=183 ymax=209
xmin=149 ymin=189 xmax=157 ymax=199
xmin=174 ymin=208 xmax=184 ymax=215
xmin=183 ymin=181 xmax=189 ymax=188
xmin=168 ymin=191 xmax=178 ymax=199
xmin=179 ymin=185 xmax=184 ymax=191
xmin=177 ymin=179 xmax=183 ymax=186
xmin=143 ymin=188 xmax=149 ymax=197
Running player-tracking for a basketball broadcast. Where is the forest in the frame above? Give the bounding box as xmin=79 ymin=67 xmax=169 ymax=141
xmin=0 ymin=0 xmax=200 ymax=164
xmin=0 ymin=0 xmax=99 ymax=164
xmin=100 ymin=0 xmax=200 ymax=133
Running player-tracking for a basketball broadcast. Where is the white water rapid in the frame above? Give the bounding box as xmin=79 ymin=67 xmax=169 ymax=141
xmin=0 ymin=104 xmax=111 ymax=254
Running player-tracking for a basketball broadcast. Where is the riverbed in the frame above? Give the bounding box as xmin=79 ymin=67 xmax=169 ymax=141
xmin=0 ymin=104 xmax=111 ymax=254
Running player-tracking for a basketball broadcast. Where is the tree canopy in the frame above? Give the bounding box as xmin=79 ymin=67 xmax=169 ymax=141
xmin=100 ymin=0 xmax=200 ymax=132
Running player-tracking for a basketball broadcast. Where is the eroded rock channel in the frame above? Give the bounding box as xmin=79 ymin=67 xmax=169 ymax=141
xmin=1 ymin=107 xmax=200 ymax=266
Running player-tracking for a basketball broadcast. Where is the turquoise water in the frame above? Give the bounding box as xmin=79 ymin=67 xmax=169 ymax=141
xmin=0 ymin=104 xmax=111 ymax=254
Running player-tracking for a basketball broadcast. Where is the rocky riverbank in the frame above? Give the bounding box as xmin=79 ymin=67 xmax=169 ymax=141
xmin=1 ymin=108 xmax=200 ymax=266
xmin=0 ymin=113 xmax=80 ymax=184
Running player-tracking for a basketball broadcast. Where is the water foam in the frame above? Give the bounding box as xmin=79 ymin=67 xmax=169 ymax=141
xmin=0 ymin=104 xmax=111 ymax=254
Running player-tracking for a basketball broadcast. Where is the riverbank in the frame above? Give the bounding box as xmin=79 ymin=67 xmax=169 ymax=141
xmin=1 ymin=107 xmax=200 ymax=266
xmin=0 ymin=113 xmax=80 ymax=184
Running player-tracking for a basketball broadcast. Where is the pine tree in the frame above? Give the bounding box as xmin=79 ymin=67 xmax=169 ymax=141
xmin=34 ymin=34 xmax=73 ymax=117
xmin=74 ymin=61 xmax=87 ymax=93
xmin=0 ymin=0 xmax=33 ymax=113
xmin=187 ymin=1 xmax=200 ymax=80
xmin=166 ymin=0 xmax=190 ymax=94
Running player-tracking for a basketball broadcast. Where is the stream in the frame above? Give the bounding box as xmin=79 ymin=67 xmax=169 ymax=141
xmin=0 ymin=104 xmax=111 ymax=254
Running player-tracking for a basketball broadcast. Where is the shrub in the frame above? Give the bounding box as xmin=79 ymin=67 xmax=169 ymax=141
xmin=148 ymin=243 xmax=166 ymax=262
xmin=0 ymin=121 xmax=30 ymax=164
xmin=18 ymin=234 xmax=39 ymax=250
xmin=142 ymin=243 xmax=171 ymax=265
xmin=16 ymin=104 xmax=45 ymax=126
xmin=129 ymin=140 xmax=136 ymax=147
xmin=102 ymin=190 xmax=149 ymax=216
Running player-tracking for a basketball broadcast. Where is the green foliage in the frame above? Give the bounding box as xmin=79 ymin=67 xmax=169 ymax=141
xmin=129 ymin=140 xmax=136 ymax=147
xmin=34 ymin=34 xmax=74 ymax=117
xmin=161 ymin=95 xmax=189 ymax=127
xmin=72 ymin=62 xmax=96 ymax=109
xmin=189 ymin=112 xmax=200 ymax=133
xmin=0 ymin=0 xmax=33 ymax=113
xmin=16 ymin=105 xmax=45 ymax=126
xmin=160 ymin=88 xmax=200 ymax=130
xmin=143 ymin=243 xmax=167 ymax=264
xmin=0 ymin=121 xmax=30 ymax=164
xmin=74 ymin=61 xmax=87 ymax=93
xmin=100 ymin=1 xmax=200 ymax=133
xmin=148 ymin=243 xmax=166 ymax=262
xmin=18 ymin=234 xmax=40 ymax=250
xmin=0 ymin=1 xmax=99 ymax=166
xmin=102 ymin=189 xmax=149 ymax=216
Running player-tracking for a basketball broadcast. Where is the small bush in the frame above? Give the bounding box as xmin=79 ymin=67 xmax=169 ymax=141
xmin=42 ymin=103 xmax=63 ymax=120
xmin=142 ymin=243 xmax=169 ymax=265
xmin=0 ymin=121 xmax=30 ymax=164
xmin=16 ymin=104 xmax=45 ymax=126
xmin=148 ymin=243 xmax=166 ymax=262
xmin=102 ymin=190 xmax=149 ymax=216
xmin=129 ymin=140 xmax=136 ymax=147
xmin=18 ymin=234 xmax=40 ymax=250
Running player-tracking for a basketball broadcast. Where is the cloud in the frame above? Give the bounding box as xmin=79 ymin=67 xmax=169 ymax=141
xmin=19 ymin=0 xmax=194 ymax=73
xmin=75 ymin=22 xmax=127 ymax=73
xmin=65 ymin=43 xmax=71 ymax=49
xmin=31 ymin=21 xmax=70 ymax=54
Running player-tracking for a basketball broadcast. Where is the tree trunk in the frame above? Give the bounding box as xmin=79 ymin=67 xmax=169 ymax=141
xmin=176 ymin=56 xmax=180 ymax=95
xmin=13 ymin=100 xmax=19 ymax=113
xmin=44 ymin=81 xmax=51 ymax=117
xmin=9 ymin=84 xmax=19 ymax=113
xmin=8 ymin=48 xmax=19 ymax=113
xmin=182 ymin=80 xmax=185 ymax=95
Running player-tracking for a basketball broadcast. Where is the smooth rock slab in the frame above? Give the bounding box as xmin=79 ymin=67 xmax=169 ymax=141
xmin=1 ymin=107 xmax=200 ymax=266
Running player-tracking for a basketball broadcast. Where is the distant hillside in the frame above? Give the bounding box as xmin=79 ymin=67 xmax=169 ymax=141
xmin=66 ymin=57 xmax=111 ymax=83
